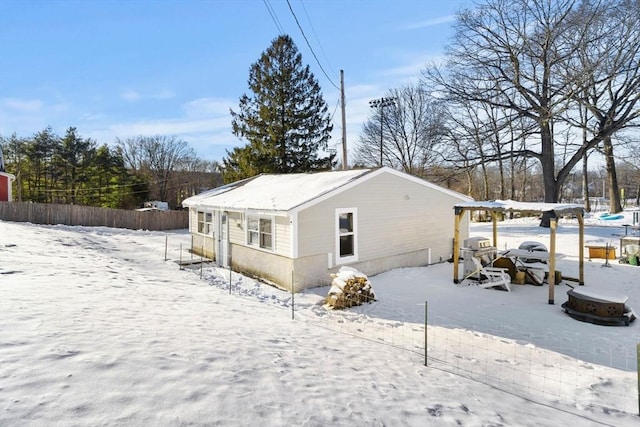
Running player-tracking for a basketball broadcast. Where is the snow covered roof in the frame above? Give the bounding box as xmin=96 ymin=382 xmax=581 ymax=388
xmin=454 ymin=199 xmax=584 ymax=215
xmin=182 ymin=168 xmax=373 ymax=213
xmin=182 ymin=167 xmax=472 ymax=214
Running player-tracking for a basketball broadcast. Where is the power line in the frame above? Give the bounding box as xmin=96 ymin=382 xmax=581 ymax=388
xmin=298 ymin=0 xmax=337 ymax=78
xmin=330 ymin=98 xmax=340 ymax=125
xmin=286 ymin=0 xmax=340 ymax=91
xmin=263 ymin=0 xmax=284 ymax=34
xmin=25 ymin=174 xmax=202 ymax=194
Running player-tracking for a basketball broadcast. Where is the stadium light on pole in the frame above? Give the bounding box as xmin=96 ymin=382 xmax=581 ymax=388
xmin=369 ymin=97 xmax=396 ymax=167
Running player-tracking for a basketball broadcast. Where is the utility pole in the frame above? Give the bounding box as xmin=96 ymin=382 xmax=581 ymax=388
xmin=340 ymin=70 xmax=347 ymax=170
xmin=369 ymin=97 xmax=396 ymax=167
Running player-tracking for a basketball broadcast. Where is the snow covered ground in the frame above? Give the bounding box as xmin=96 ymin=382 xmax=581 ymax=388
xmin=1 ymin=211 xmax=639 ymax=426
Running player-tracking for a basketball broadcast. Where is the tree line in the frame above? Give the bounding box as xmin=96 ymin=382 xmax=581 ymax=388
xmin=355 ymin=0 xmax=640 ymax=214
xmin=225 ymin=1 xmax=638 ymax=215
xmin=0 ymin=128 xmax=222 ymax=209
xmin=3 ymin=1 xmax=638 ymax=214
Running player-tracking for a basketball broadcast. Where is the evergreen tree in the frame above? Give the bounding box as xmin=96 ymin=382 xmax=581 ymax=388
xmin=55 ymin=127 xmax=96 ymax=204
xmin=89 ymin=144 xmax=148 ymax=209
xmin=25 ymin=127 xmax=61 ymax=202
xmin=225 ymin=34 xmax=334 ymax=181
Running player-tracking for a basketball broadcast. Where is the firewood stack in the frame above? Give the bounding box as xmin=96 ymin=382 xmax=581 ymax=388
xmin=324 ymin=266 xmax=376 ymax=309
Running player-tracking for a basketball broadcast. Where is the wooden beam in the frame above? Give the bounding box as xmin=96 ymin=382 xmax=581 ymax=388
xmin=548 ymin=217 xmax=557 ymax=305
xmin=453 ymin=209 xmax=462 ymax=283
xmin=451 ymin=203 xmax=586 ymax=301
xmin=492 ymin=211 xmax=498 ymax=249
xmin=577 ymin=213 xmax=585 ymax=285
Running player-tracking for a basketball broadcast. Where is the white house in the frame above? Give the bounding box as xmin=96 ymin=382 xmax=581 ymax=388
xmin=181 ymin=167 xmax=472 ymax=291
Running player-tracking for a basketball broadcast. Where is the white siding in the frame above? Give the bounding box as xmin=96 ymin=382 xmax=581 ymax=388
xmin=189 ymin=208 xmax=198 ymax=233
xmin=298 ymin=172 xmax=469 ymax=268
xmin=227 ymin=211 xmax=244 ymax=244
xmin=186 ymin=170 xmax=470 ymax=290
xmin=225 ymin=211 xmax=291 ymax=257
xmin=274 ymin=216 xmax=291 ymax=256
xmin=190 ymin=208 xmax=216 ymax=259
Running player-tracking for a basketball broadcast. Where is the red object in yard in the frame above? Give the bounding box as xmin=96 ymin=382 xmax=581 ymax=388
xmin=0 ymin=172 xmax=16 ymax=202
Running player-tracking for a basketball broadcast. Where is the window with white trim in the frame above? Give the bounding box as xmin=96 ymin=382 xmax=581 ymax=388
xmin=197 ymin=210 xmax=213 ymax=235
xmin=247 ymin=215 xmax=273 ymax=250
xmin=336 ymin=208 xmax=357 ymax=263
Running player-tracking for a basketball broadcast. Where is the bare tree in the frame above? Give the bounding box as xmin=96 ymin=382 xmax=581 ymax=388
xmin=169 ymin=156 xmax=223 ymax=206
xmin=426 ymin=0 xmax=590 ymax=205
xmin=442 ymin=102 xmax=493 ymax=199
xmin=115 ymin=136 xmax=145 ymax=172
xmin=116 ymin=135 xmax=195 ymax=203
xmin=438 ymin=96 xmax=537 ymax=201
xmin=355 ymin=84 xmax=447 ymax=176
xmin=570 ymin=0 xmax=640 ymax=213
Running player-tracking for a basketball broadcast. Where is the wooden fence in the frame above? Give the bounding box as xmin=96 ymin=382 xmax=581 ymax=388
xmin=0 ymin=202 xmax=188 ymax=231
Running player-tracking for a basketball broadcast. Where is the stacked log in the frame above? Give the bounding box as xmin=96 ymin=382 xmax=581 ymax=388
xmin=324 ymin=266 xmax=376 ymax=309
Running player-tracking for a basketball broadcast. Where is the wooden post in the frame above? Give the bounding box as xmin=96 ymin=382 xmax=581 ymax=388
xmin=164 ymin=235 xmax=168 ymax=261
xmin=492 ymin=210 xmax=498 ymax=249
xmin=340 ymin=70 xmax=348 ymax=170
xmin=291 ymin=271 xmax=295 ymax=320
xmin=453 ymin=208 xmax=462 ymax=283
xmin=424 ymin=301 xmax=428 ymax=366
xmin=548 ymin=216 xmax=557 ymax=305
xmin=602 ymin=242 xmax=612 ymax=267
xmin=577 ymin=212 xmax=585 ymax=285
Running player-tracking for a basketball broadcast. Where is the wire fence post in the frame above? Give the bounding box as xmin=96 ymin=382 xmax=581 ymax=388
xmin=291 ymin=271 xmax=295 ymax=320
xmin=179 ymin=243 xmax=183 ymax=270
xmin=229 ymin=262 xmax=232 ymax=294
xmin=424 ymin=300 xmax=428 ymax=367
xmin=164 ymin=235 xmax=168 ymax=261
xmin=200 ymin=245 xmax=204 ymax=278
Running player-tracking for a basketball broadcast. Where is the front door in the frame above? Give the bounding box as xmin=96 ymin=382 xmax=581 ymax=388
xmin=217 ymin=211 xmax=229 ymax=267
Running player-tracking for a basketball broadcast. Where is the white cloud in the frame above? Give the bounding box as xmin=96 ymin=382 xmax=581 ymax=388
xmin=107 ymin=97 xmax=235 ymax=138
xmin=380 ymin=52 xmax=447 ymax=80
xmin=1 ymin=98 xmax=44 ymax=113
xmin=151 ymin=89 xmax=176 ymax=100
xmin=108 ymin=116 xmax=230 ymax=138
xmin=0 ymin=98 xmax=74 ymax=138
xmin=121 ymin=90 xmax=141 ymax=101
xmin=403 ymin=15 xmax=456 ymax=31
xmin=77 ymin=96 xmax=240 ymax=159
xmin=81 ymin=112 xmax=106 ymax=122
xmin=182 ymin=98 xmax=233 ymax=118
xmin=120 ymin=89 xmax=175 ymax=102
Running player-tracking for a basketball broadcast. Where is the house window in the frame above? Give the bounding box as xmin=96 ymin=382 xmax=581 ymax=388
xmin=336 ymin=208 xmax=357 ymax=263
xmin=197 ymin=210 xmax=213 ymax=235
xmin=248 ymin=216 xmax=273 ymax=250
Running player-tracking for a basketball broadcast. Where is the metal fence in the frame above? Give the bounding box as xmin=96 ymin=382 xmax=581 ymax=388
xmin=199 ymin=266 xmax=640 ymax=418
xmin=0 ymin=201 xmax=188 ymax=231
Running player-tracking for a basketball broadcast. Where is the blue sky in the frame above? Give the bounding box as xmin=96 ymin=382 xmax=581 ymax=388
xmin=0 ymin=0 xmax=473 ymax=162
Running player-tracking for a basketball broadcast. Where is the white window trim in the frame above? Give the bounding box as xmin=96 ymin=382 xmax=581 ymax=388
xmin=246 ymin=214 xmax=275 ymax=252
xmin=336 ymin=207 xmax=358 ymax=264
xmin=196 ymin=209 xmax=214 ymax=236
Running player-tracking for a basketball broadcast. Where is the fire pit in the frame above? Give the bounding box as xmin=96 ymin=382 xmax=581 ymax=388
xmin=561 ymin=288 xmax=636 ymax=326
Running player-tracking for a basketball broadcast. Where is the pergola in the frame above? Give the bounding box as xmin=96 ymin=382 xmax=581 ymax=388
xmin=453 ymin=200 xmax=586 ymax=305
